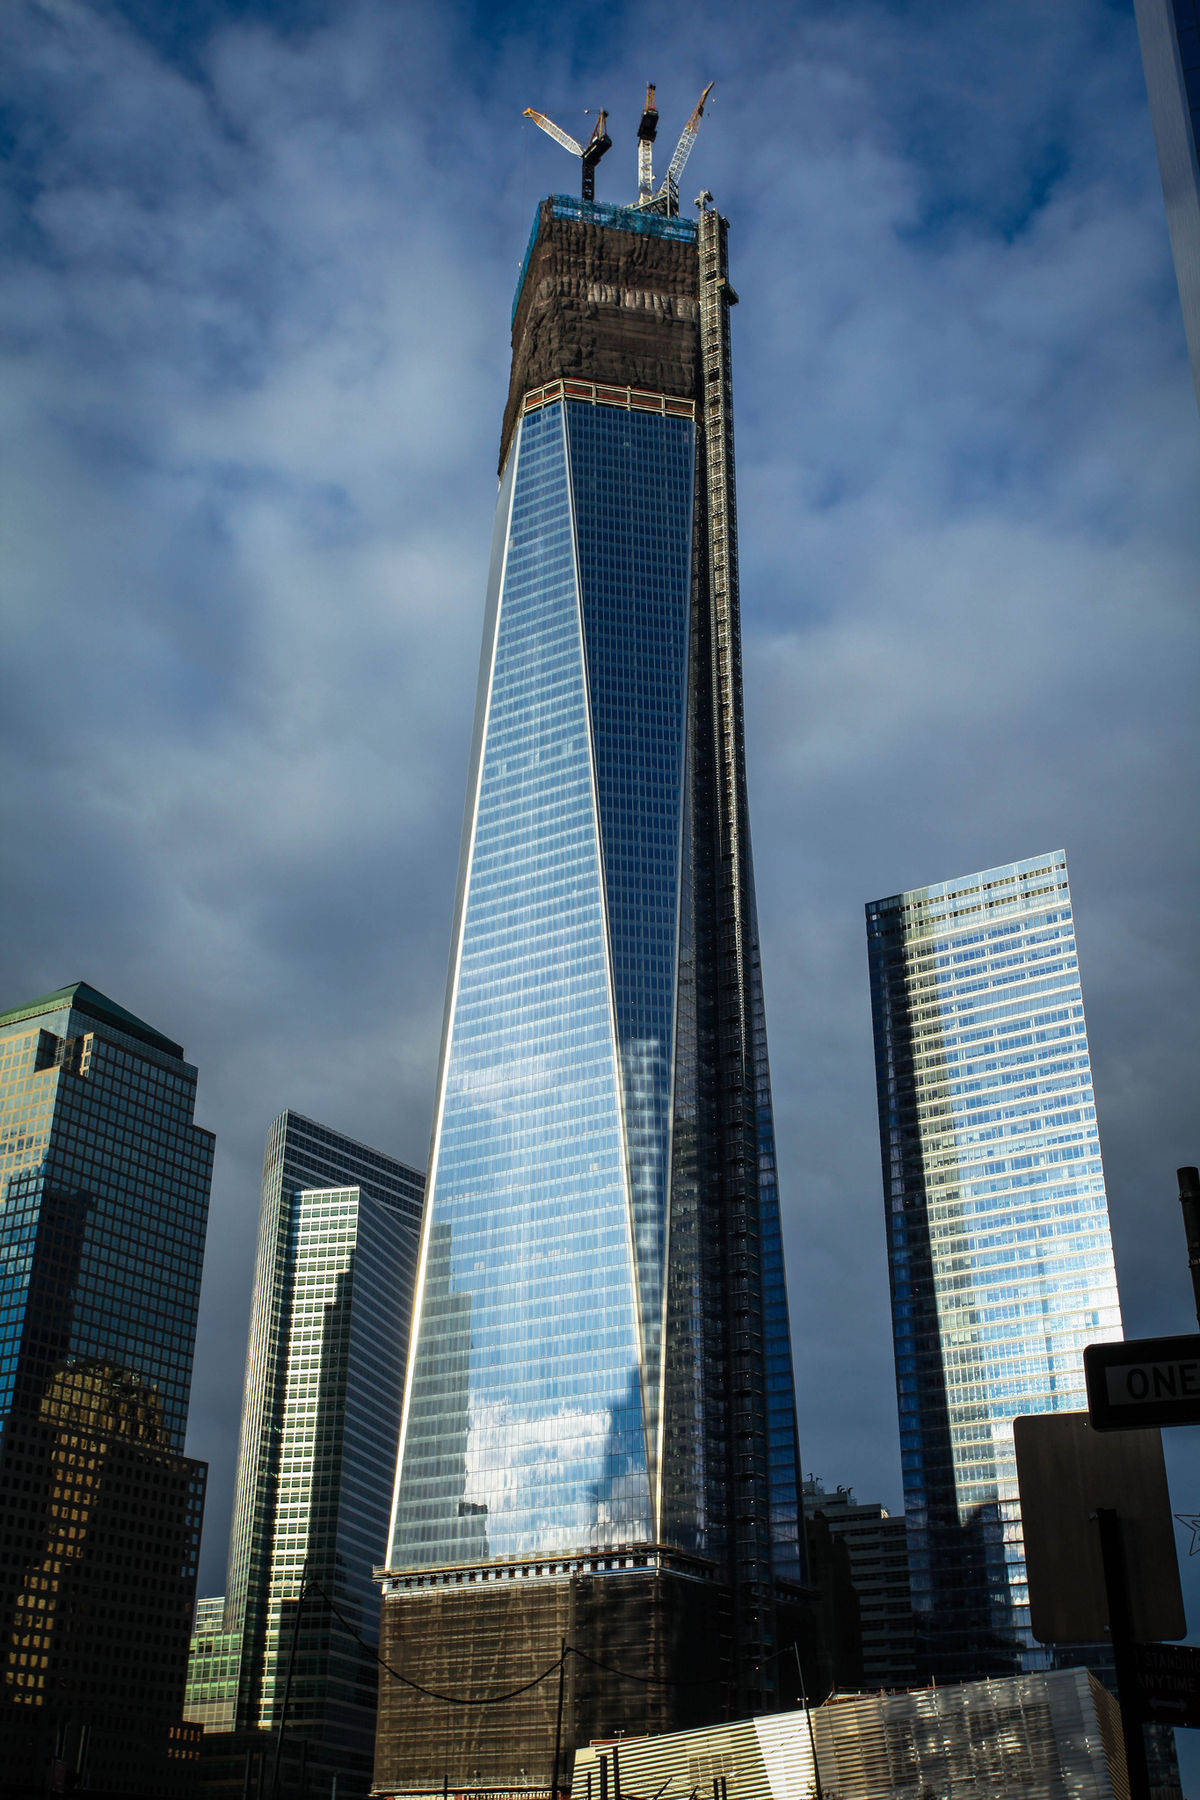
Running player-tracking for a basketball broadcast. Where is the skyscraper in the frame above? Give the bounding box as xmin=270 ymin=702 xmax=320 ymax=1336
xmin=1133 ymin=0 xmax=1200 ymax=409
xmin=211 ymin=1112 xmax=422 ymax=1798
xmin=0 ymin=981 xmax=213 ymax=1792
xmin=374 ymin=174 xmax=806 ymax=1795
xmin=803 ymin=1478 xmax=916 ymax=1692
xmin=865 ymin=853 xmax=1124 ymax=1684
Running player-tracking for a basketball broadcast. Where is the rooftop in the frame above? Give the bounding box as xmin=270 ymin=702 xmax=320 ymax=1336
xmin=0 ymin=981 xmax=185 ymax=1058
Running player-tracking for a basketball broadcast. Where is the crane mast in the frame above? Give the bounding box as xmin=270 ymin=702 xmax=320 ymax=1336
xmin=637 ymin=83 xmax=659 ymax=202
xmin=523 ymin=105 xmax=612 ymax=201
xmin=523 ymin=82 xmax=713 ymax=214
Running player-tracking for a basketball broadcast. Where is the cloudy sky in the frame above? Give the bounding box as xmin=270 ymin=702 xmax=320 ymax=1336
xmin=3 ymin=0 xmax=1199 ymax=1750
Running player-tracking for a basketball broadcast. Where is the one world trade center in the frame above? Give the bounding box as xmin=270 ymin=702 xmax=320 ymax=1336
xmin=375 ymin=93 xmax=809 ymax=1798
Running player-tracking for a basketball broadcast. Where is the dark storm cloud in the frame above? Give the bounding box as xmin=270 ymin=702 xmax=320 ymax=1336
xmin=2 ymin=1 xmax=1198 ymax=1741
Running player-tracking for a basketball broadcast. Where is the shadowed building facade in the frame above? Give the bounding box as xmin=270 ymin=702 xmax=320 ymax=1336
xmin=197 ymin=1112 xmax=422 ymax=1800
xmin=1134 ymin=0 xmax=1200 ymax=409
xmin=0 ymin=983 xmax=213 ymax=1795
xmin=865 ymin=855 xmax=1125 ymax=1685
xmin=375 ymin=190 xmax=807 ymax=1798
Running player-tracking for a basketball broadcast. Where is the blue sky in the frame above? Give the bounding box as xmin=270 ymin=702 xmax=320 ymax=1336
xmin=3 ymin=0 xmax=1200 ymax=1759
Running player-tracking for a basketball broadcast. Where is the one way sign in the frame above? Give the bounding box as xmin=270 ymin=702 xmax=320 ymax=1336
xmin=1084 ymin=1334 xmax=1200 ymax=1432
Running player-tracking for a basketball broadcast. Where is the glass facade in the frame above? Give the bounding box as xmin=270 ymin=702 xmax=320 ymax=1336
xmin=221 ymin=1112 xmax=422 ymax=1797
xmin=391 ymin=400 xmax=694 ymax=1569
xmin=378 ymin=193 xmax=806 ymax=1797
xmin=866 ymin=853 xmax=1123 ymax=1681
xmin=0 ymin=981 xmax=212 ymax=1791
xmin=185 ymin=1596 xmax=240 ymax=1733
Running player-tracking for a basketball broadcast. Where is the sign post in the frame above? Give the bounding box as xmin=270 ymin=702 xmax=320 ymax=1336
xmin=1014 ymin=1412 xmax=1185 ymax=1800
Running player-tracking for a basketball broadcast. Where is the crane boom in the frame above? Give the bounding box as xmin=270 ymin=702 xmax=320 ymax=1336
xmin=666 ymin=80 xmax=715 ymax=186
xmin=523 ymin=108 xmax=584 ymax=158
xmin=523 ymin=104 xmax=610 ymax=199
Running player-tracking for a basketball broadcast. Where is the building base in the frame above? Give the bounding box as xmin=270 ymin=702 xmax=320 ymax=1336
xmin=373 ymin=1551 xmax=733 ymax=1798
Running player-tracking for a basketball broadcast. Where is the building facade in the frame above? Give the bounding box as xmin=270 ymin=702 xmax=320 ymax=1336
xmin=865 ymin=854 xmax=1124 ymax=1683
xmin=803 ymin=1479 xmax=915 ymax=1692
xmin=570 ymin=1667 xmax=1129 ymax=1800
xmin=209 ymin=1112 xmax=422 ymax=1798
xmin=375 ymin=185 xmax=806 ymax=1797
xmin=185 ymin=1596 xmax=240 ymax=1736
xmin=1134 ymin=0 xmax=1200 ymax=409
xmin=0 ymin=982 xmax=213 ymax=1794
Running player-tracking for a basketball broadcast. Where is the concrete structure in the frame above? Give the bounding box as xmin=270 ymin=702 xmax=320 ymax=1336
xmin=375 ymin=184 xmax=806 ymax=1797
xmin=1134 ymin=0 xmax=1200 ymax=410
xmin=0 ymin=982 xmax=213 ymax=1793
xmin=570 ymin=1667 xmax=1129 ymax=1800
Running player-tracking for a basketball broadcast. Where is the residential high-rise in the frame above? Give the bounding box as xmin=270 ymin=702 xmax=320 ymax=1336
xmin=1133 ymin=0 xmax=1200 ymax=409
xmin=209 ymin=1112 xmax=422 ymax=1798
xmin=803 ymin=1478 xmax=916 ymax=1692
xmin=0 ymin=981 xmax=213 ymax=1792
xmin=375 ymin=176 xmax=807 ymax=1796
xmin=865 ymin=854 xmax=1124 ymax=1684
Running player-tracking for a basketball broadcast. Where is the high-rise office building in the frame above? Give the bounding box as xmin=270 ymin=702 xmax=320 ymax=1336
xmin=185 ymin=1596 xmax=240 ymax=1735
xmin=375 ymin=174 xmax=806 ymax=1795
xmin=208 ymin=1112 xmax=422 ymax=1798
xmin=865 ymin=854 xmax=1124 ymax=1683
xmin=1133 ymin=0 xmax=1200 ymax=409
xmin=803 ymin=1478 xmax=916 ymax=1692
xmin=0 ymin=981 xmax=213 ymax=1792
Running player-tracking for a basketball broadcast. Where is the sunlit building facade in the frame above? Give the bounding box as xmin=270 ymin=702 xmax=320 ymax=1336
xmin=185 ymin=1596 xmax=240 ymax=1734
xmin=211 ymin=1112 xmax=422 ymax=1799
xmin=570 ymin=1667 xmax=1129 ymax=1800
xmin=0 ymin=981 xmax=213 ymax=1792
xmin=376 ymin=192 xmax=806 ymax=1798
xmin=865 ymin=853 xmax=1123 ymax=1682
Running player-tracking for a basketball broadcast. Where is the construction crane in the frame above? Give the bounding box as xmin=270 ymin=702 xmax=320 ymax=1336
xmin=523 ymin=106 xmax=612 ymax=202
xmin=637 ymin=83 xmax=659 ymax=203
xmin=639 ymin=81 xmax=715 ymax=216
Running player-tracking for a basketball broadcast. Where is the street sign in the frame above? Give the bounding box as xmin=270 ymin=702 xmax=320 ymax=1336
xmin=1013 ymin=1411 xmax=1185 ymax=1643
xmin=1084 ymin=1333 xmax=1200 ymax=1431
xmin=1134 ymin=1643 xmax=1200 ymax=1728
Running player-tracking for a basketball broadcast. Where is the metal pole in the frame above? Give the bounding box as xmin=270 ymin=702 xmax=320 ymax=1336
xmin=613 ymin=1740 xmax=621 ymax=1800
xmin=791 ymin=1645 xmax=824 ymax=1800
xmin=271 ymin=1556 xmax=310 ymax=1799
xmin=1179 ymin=1168 xmax=1200 ymax=1329
xmin=1096 ymin=1507 xmax=1151 ymax=1800
xmin=551 ymin=1638 xmax=567 ymax=1800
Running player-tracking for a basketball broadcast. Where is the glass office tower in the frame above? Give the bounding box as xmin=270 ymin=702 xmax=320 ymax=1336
xmin=376 ymin=191 xmax=806 ymax=1799
xmin=214 ymin=1112 xmax=422 ymax=1799
xmin=865 ymin=853 xmax=1124 ymax=1683
xmin=1134 ymin=0 xmax=1200 ymax=409
xmin=0 ymin=981 xmax=213 ymax=1792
